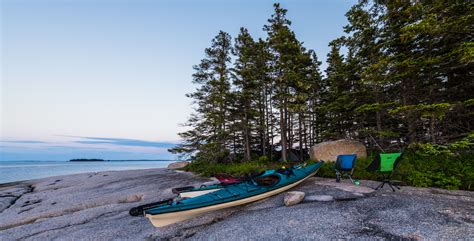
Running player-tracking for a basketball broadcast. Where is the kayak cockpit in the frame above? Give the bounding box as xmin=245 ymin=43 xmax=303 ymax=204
xmin=253 ymin=174 xmax=281 ymax=187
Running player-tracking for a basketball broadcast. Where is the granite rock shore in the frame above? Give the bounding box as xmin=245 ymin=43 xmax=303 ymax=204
xmin=0 ymin=168 xmax=473 ymax=240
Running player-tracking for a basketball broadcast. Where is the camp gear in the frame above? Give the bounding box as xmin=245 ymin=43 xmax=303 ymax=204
xmin=366 ymin=153 xmax=403 ymax=192
xmin=277 ymin=149 xmax=309 ymax=162
xmin=214 ymin=174 xmax=244 ymax=184
xmin=334 ymin=154 xmax=357 ymax=183
xmin=130 ymin=161 xmax=324 ymax=227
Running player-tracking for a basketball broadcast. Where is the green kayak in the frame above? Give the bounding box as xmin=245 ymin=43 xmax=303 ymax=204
xmin=130 ymin=161 xmax=324 ymax=227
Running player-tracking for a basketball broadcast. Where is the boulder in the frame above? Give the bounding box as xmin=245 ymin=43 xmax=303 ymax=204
xmin=284 ymin=191 xmax=305 ymax=206
xmin=167 ymin=161 xmax=189 ymax=170
xmin=309 ymin=139 xmax=366 ymax=162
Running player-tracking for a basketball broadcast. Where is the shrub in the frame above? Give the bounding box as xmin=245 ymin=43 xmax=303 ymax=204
xmin=185 ymin=148 xmax=474 ymax=191
xmin=184 ymin=160 xmax=269 ymax=177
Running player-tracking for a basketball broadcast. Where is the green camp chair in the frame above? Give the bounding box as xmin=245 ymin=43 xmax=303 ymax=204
xmin=366 ymin=152 xmax=403 ymax=192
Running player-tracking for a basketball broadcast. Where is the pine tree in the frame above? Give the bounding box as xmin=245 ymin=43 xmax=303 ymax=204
xmin=232 ymin=27 xmax=260 ymax=161
xmin=170 ymin=31 xmax=234 ymax=163
xmin=324 ymin=41 xmax=350 ymax=139
xmin=264 ymin=3 xmax=307 ymax=161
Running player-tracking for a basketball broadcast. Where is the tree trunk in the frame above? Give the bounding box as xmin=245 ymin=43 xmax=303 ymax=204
xmin=268 ymin=86 xmax=274 ymax=161
xmin=287 ymin=108 xmax=292 ymax=149
xmin=280 ymin=106 xmax=288 ymax=162
xmin=298 ymin=112 xmax=303 ymax=161
xmin=262 ymin=88 xmax=267 ymax=157
xmin=376 ymin=109 xmax=383 ymax=144
xmin=401 ymin=85 xmax=416 ymax=143
xmin=243 ymin=112 xmax=251 ymax=161
xmin=430 ymin=113 xmax=436 ymax=143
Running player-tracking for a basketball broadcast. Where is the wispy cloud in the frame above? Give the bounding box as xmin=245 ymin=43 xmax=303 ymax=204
xmin=0 ymin=140 xmax=48 ymax=144
xmin=74 ymin=136 xmax=177 ymax=148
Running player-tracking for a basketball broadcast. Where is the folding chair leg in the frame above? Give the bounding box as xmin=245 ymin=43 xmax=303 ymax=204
xmin=335 ymin=172 xmax=341 ymax=183
xmin=388 ymin=183 xmax=396 ymax=192
xmin=375 ymin=182 xmax=384 ymax=190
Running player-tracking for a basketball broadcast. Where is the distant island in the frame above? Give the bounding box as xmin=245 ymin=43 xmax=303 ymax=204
xmin=70 ymin=159 xmax=104 ymax=162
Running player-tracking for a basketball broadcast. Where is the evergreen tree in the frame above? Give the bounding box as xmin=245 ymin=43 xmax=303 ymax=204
xmin=264 ymin=3 xmax=307 ymax=161
xmin=170 ymin=31 xmax=234 ymax=163
xmin=232 ymin=27 xmax=260 ymax=161
xmin=324 ymin=41 xmax=351 ymax=139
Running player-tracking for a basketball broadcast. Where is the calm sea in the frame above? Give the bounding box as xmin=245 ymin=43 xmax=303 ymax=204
xmin=0 ymin=160 xmax=176 ymax=184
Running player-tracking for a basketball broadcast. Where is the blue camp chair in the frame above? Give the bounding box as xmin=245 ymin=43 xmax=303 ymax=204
xmin=334 ymin=154 xmax=357 ymax=183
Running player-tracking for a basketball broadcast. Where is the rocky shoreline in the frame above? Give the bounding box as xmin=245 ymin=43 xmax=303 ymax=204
xmin=0 ymin=168 xmax=473 ymax=240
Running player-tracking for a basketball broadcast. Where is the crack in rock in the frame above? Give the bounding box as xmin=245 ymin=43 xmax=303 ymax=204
xmin=19 ymin=210 xmax=123 ymax=240
xmin=0 ymin=185 xmax=34 ymax=214
xmin=149 ymin=207 xmax=244 ymax=240
xmin=357 ymin=223 xmax=410 ymax=240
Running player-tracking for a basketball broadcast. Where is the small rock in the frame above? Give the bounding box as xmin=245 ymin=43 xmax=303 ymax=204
xmin=167 ymin=161 xmax=189 ymax=170
xmin=406 ymin=233 xmax=424 ymax=241
xmin=284 ymin=191 xmax=305 ymax=206
xmin=305 ymin=195 xmax=334 ymax=202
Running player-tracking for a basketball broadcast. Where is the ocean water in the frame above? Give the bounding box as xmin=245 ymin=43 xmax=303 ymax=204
xmin=0 ymin=160 xmax=176 ymax=184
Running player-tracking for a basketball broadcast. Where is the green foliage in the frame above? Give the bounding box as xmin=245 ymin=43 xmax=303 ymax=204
xmin=315 ymin=151 xmax=474 ymax=191
xmin=389 ymin=103 xmax=451 ymax=119
xmin=409 ymin=143 xmax=453 ymax=157
xmin=464 ymin=99 xmax=474 ymax=106
xmin=258 ymin=155 xmax=270 ymax=163
xmin=408 ymin=133 xmax=474 ymax=156
xmin=184 ymin=160 xmax=273 ymax=177
xmin=355 ymin=102 xmax=398 ymax=113
xmin=450 ymin=132 xmax=474 ymax=150
xmin=185 ymin=146 xmax=474 ymax=190
xmin=406 ymin=171 xmax=433 ymax=188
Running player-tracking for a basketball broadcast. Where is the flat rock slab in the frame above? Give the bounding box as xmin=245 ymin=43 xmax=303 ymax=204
xmin=0 ymin=170 xmax=473 ymax=240
xmin=305 ymin=195 xmax=334 ymax=202
xmin=167 ymin=161 xmax=189 ymax=170
xmin=313 ymin=177 xmax=375 ymax=194
xmin=0 ymin=169 xmax=210 ymax=240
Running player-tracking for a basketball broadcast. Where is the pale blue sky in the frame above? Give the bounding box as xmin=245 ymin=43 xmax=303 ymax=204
xmin=1 ymin=0 xmax=356 ymax=161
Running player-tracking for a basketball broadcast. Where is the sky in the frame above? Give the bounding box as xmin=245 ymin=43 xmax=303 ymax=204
xmin=1 ymin=0 xmax=357 ymax=161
